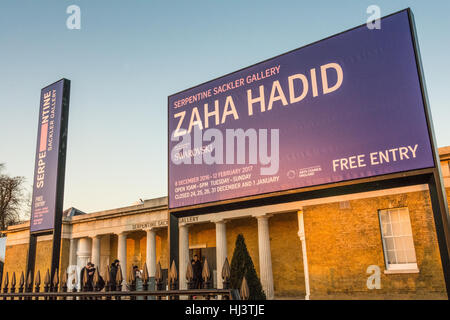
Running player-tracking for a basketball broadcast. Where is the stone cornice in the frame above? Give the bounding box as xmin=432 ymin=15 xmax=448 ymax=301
xmin=67 ymin=203 xmax=167 ymax=224
xmin=4 ymin=198 xmax=168 ymax=235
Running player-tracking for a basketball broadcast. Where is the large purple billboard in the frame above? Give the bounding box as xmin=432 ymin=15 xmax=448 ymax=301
xmin=168 ymin=10 xmax=434 ymax=209
xmin=30 ymin=79 xmax=69 ymax=233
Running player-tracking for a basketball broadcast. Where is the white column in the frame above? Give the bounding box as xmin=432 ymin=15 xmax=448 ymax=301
xmin=297 ymin=210 xmax=310 ymax=300
xmin=91 ymin=235 xmax=101 ymax=270
xmin=215 ymin=220 xmax=227 ymax=289
xmin=179 ymin=224 xmax=190 ymax=290
xmin=146 ymin=229 xmax=156 ymax=277
xmin=77 ymin=237 xmax=92 ymax=267
xmin=256 ymin=215 xmax=274 ymax=299
xmin=69 ymin=238 xmax=78 ymax=267
xmin=68 ymin=238 xmax=78 ymax=291
xmin=117 ymin=232 xmax=128 ymax=288
xmin=76 ymin=237 xmax=92 ymax=290
xmin=100 ymin=234 xmax=111 ymax=275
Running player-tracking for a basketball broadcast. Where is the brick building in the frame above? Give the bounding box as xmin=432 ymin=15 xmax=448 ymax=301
xmin=1 ymin=148 xmax=450 ymax=299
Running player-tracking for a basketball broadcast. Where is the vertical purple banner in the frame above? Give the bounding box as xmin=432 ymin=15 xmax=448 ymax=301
xmin=30 ymin=79 xmax=68 ymax=233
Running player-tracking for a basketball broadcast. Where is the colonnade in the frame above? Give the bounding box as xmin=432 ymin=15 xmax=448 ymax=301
xmin=69 ymin=229 xmax=158 ymax=289
xmin=69 ymin=213 xmax=278 ymax=299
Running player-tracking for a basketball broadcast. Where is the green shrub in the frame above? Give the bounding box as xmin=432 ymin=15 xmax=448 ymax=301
xmin=230 ymin=234 xmax=266 ymax=300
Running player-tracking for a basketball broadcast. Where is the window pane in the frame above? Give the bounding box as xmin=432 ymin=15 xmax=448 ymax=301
xmin=396 ymin=250 xmax=408 ymax=263
xmin=385 ymin=237 xmax=395 ymax=251
xmin=382 ymin=223 xmax=392 ymax=237
xmin=394 ymin=237 xmax=404 ymax=251
xmin=390 ymin=211 xmax=400 ymax=223
xmin=380 ymin=211 xmax=388 ymax=223
xmin=387 ymin=250 xmax=397 ymax=264
xmin=392 ymin=222 xmax=402 ymax=236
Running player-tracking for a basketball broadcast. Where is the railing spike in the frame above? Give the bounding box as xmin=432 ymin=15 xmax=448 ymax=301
xmin=61 ymin=271 xmax=68 ymax=296
xmin=186 ymin=259 xmax=194 ymax=281
xmin=240 ymin=276 xmax=249 ymax=300
xmin=202 ymin=257 xmax=211 ymax=282
xmin=94 ymin=267 xmax=99 ymax=282
xmin=61 ymin=270 xmax=67 ymax=286
xmin=19 ymin=271 xmax=25 ymax=287
xmin=53 ymin=268 xmax=59 ymax=286
xmin=35 ymin=270 xmax=41 ymax=286
xmin=93 ymin=268 xmax=99 ymax=289
xmin=142 ymin=262 xmax=149 ymax=284
xmin=155 ymin=261 xmax=162 ymax=283
xmin=3 ymin=271 xmax=9 ymax=287
xmin=82 ymin=267 xmax=88 ymax=286
xmin=44 ymin=269 xmax=51 ymax=285
xmin=104 ymin=265 xmax=111 ymax=283
xmin=26 ymin=270 xmax=33 ymax=288
xmin=222 ymin=257 xmax=231 ymax=281
xmin=115 ymin=264 xmax=123 ymax=285
xmin=169 ymin=260 xmax=177 ymax=284
xmin=221 ymin=258 xmax=231 ymax=295
xmin=11 ymin=272 xmax=16 ymax=287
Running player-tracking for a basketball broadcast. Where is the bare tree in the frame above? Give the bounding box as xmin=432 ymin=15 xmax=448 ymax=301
xmin=24 ymin=186 xmax=32 ymax=219
xmin=0 ymin=163 xmax=25 ymax=233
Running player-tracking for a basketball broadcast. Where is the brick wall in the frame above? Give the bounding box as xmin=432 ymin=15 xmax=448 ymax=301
xmin=303 ymin=191 xmax=447 ymax=299
xmin=269 ymin=212 xmax=305 ymax=297
xmin=155 ymin=228 xmax=168 ymax=270
xmin=189 ymin=222 xmax=216 ymax=249
xmin=3 ymin=243 xmax=27 ymax=279
xmin=3 ymin=239 xmax=70 ymax=291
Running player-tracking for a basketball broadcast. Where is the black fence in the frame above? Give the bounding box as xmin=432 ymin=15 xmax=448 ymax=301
xmin=0 ymin=257 xmax=248 ymax=301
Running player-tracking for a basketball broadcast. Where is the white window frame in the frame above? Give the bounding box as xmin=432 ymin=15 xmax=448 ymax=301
xmin=378 ymin=207 xmax=419 ymax=273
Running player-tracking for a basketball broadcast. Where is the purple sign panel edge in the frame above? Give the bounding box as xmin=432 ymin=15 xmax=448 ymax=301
xmin=168 ymin=10 xmax=434 ymax=209
xmin=29 ymin=79 xmax=66 ymax=233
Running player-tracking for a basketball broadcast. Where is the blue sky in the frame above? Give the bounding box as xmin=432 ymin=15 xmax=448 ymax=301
xmin=1 ymin=0 xmax=449 ymax=215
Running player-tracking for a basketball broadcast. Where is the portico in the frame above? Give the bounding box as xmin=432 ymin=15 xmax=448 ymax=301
xmin=66 ymin=197 xmax=297 ymax=299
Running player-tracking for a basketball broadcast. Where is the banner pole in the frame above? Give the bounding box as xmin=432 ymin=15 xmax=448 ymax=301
xmin=49 ymin=79 xmax=70 ymax=286
xmin=168 ymin=211 xmax=179 ymax=289
xmin=25 ymin=234 xmax=37 ymax=284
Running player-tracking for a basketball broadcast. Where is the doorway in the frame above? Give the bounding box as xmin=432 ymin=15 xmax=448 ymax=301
xmin=189 ymin=247 xmax=217 ymax=287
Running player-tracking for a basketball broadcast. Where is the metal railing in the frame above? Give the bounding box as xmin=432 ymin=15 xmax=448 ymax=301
xmin=0 ymin=289 xmax=240 ymax=301
xmin=0 ymin=257 xmax=248 ymax=300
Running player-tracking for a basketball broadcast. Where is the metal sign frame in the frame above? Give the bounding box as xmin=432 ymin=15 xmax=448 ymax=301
xmin=167 ymin=8 xmax=449 ymax=295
